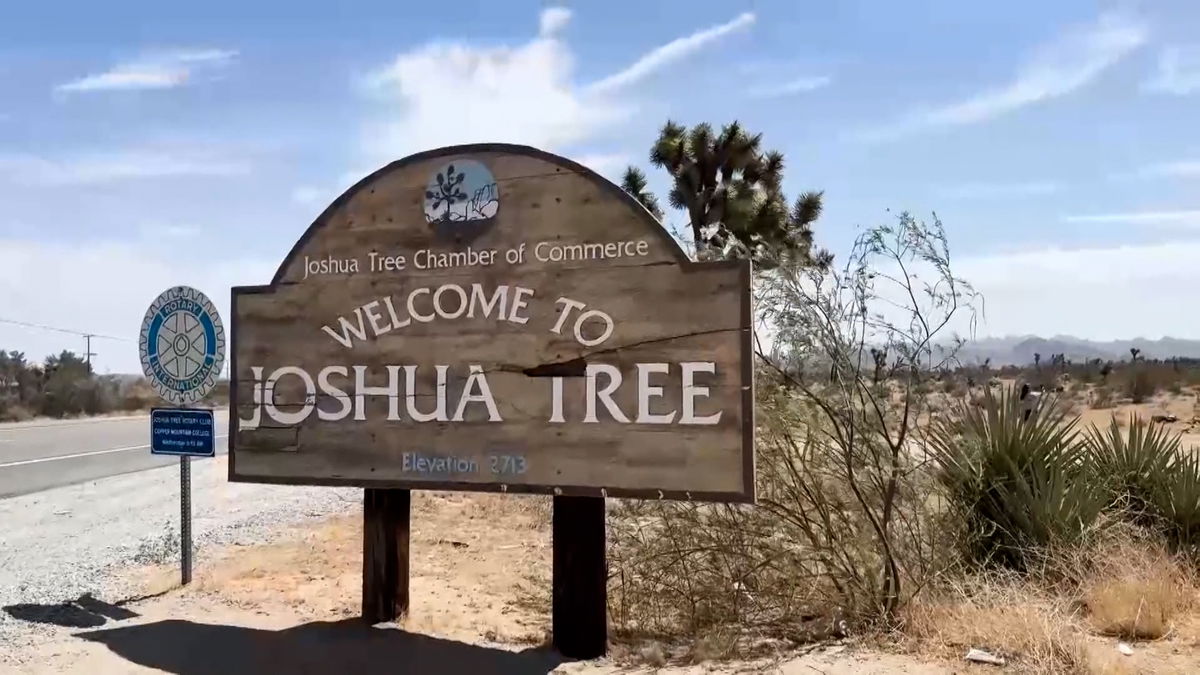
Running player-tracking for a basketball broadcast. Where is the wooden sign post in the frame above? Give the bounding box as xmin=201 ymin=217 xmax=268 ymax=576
xmin=228 ymin=144 xmax=753 ymax=658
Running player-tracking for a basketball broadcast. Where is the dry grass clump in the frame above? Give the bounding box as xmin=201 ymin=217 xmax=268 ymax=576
xmin=901 ymin=522 xmax=1200 ymax=673
xmin=1085 ymin=576 xmax=1181 ymax=640
xmin=1079 ymin=534 xmax=1196 ymax=640
xmin=903 ymin=575 xmax=1088 ymax=673
xmin=0 ymin=403 xmax=33 ymax=422
xmin=637 ymin=641 xmax=668 ymax=668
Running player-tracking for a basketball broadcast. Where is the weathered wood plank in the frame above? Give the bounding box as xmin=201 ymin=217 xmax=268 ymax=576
xmin=230 ymin=144 xmax=753 ymax=503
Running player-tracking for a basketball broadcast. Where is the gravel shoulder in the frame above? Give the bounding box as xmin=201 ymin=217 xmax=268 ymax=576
xmin=0 ymin=455 xmax=359 ymax=656
xmin=2 ymin=485 xmax=952 ymax=674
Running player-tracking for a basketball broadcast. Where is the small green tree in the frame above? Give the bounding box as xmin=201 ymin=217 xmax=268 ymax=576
xmin=41 ymin=350 xmax=92 ymax=417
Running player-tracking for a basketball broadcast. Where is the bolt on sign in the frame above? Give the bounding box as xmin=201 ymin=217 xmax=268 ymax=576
xmin=230 ymin=144 xmax=754 ymax=502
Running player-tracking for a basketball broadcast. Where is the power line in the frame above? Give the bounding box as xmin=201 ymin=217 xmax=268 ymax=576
xmin=0 ymin=317 xmax=133 ymax=342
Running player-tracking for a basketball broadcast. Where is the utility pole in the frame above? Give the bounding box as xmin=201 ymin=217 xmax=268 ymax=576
xmin=83 ymin=334 xmax=96 ymax=373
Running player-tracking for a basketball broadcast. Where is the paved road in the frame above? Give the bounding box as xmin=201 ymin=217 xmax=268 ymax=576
xmin=0 ymin=412 xmax=230 ymax=498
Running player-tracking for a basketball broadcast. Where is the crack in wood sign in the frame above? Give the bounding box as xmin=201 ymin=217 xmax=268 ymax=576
xmin=230 ymin=144 xmax=754 ymax=502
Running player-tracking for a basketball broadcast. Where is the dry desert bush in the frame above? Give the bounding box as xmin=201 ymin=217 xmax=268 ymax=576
xmin=606 ymin=213 xmax=1200 ymax=669
xmin=608 ymin=214 xmax=976 ymax=651
xmin=1080 ymin=536 xmax=1195 ymax=640
xmin=902 ymin=521 xmax=1199 ymax=673
xmin=903 ymin=576 xmax=1089 ymax=673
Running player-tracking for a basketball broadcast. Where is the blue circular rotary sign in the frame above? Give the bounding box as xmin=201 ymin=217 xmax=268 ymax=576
xmin=139 ymin=286 xmax=226 ymax=405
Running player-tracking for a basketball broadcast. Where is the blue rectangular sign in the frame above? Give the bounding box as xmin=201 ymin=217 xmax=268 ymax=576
xmin=151 ymin=408 xmax=216 ymax=457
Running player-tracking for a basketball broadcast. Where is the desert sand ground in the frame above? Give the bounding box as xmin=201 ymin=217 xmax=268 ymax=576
xmin=8 ymin=490 xmax=955 ymax=674
xmin=7 ymin=386 xmax=1200 ymax=673
xmin=9 ymin=486 xmax=1200 ymax=674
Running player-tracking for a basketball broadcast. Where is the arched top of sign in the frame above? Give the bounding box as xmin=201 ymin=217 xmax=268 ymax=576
xmin=230 ymin=142 xmax=753 ymax=503
xmin=269 ymin=143 xmax=691 ymax=286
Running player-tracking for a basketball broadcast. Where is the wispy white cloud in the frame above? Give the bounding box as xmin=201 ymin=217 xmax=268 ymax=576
xmin=0 ymin=151 xmax=250 ymax=185
xmin=539 ymin=7 xmax=572 ymax=38
xmin=0 ymin=238 xmax=272 ymax=373
xmin=858 ymin=11 xmax=1147 ymax=142
xmin=1061 ymin=209 xmax=1200 ymax=225
xmin=959 ymin=240 xmax=1200 ymax=339
xmin=936 ymin=181 xmax=1061 ymax=199
xmin=362 ymin=9 xmax=750 ymax=161
xmin=365 ymin=31 xmax=624 ymax=158
xmin=152 ymin=224 xmax=200 ymax=238
xmin=747 ymin=75 xmax=832 ymax=98
xmin=1115 ymin=159 xmax=1200 ymax=180
xmin=573 ymin=153 xmax=631 ymax=179
xmin=291 ymin=186 xmax=326 ymax=206
xmin=1144 ymin=45 xmax=1200 ymax=95
xmin=55 ymin=48 xmax=237 ymax=93
xmin=585 ymin=12 xmax=756 ymax=94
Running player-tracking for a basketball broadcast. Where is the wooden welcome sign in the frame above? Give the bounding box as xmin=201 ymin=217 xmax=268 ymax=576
xmin=229 ymin=144 xmax=754 ymax=502
xmin=228 ymin=145 xmax=753 ymax=658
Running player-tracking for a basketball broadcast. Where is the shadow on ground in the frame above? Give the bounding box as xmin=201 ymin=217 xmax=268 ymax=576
xmin=4 ymin=593 xmax=140 ymax=628
xmin=78 ymin=619 xmax=565 ymax=674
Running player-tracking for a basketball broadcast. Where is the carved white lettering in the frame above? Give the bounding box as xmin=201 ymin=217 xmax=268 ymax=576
xmin=636 ymin=363 xmax=676 ymax=424
xmin=681 ymin=362 xmax=721 ymax=425
xmin=584 ymin=364 xmax=628 ymax=423
xmin=317 ymin=366 xmax=352 ymax=421
xmin=321 ymin=309 xmax=367 ymax=349
xmin=451 ymin=365 xmax=502 ymax=422
xmin=352 ymin=365 xmax=401 ymax=421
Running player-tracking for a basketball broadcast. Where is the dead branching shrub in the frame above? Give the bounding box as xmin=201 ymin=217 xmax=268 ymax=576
xmin=1125 ymin=368 xmax=1158 ymax=404
xmin=608 ymin=496 xmax=800 ymax=639
xmin=608 ymin=213 xmax=978 ymax=644
xmin=1091 ymin=387 xmax=1115 ymax=409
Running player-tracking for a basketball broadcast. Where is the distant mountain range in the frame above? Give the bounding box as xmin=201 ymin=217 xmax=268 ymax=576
xmin=957 ymin=336 xmax=1200 ymax=366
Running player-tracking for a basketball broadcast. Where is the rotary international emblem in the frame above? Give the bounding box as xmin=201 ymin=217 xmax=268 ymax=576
xmin=139 ymin=286 xmax=226 ymax=405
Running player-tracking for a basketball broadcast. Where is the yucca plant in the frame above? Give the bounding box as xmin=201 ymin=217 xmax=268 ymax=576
xmin=927 ymin=386 xmax=1104 ymax=569
xmin=1151 ymin=451 xmax=1200 ymax=555
xmin=1084 ymin=415 xmax=1177 ymax=523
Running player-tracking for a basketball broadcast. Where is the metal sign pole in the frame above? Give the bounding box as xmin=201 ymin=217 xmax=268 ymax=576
xmin=181 ymin=455 xmax=192 ymax=585
xmin=140 ymin=286 xmax=224 ymax=589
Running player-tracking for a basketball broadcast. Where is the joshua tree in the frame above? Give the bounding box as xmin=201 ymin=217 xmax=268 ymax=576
xmin=427 ymin=164 xmax=467 ymax=222
xmin=626 ymin=120 xmax=830 ymax=267
xmin=1034 ymin=352 xmax=1041 ymax=369
xmin=870 ymin=347 xmax=888 ymax=384
xmin=1130 ymin=347 xmax=1142 ymax=363
xmin=620 ymin=167 xmax=663 ymax=220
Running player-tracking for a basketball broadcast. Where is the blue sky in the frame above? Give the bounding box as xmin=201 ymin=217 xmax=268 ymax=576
xmin=1 ymin=0 xmax=1199 ymax=373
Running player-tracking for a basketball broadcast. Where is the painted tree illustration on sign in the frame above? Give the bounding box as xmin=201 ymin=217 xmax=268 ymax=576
xmin=422 ymin=159 xmax=502 ymax=243
xmin=426 ymin=164 xmax=467 ymax=222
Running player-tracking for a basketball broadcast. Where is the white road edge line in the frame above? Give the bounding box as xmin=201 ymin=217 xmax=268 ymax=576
xmin=0 ymin=416 xmax=152 ymax=433
xmin=0 ymin=434 xmax=230 ymax=469
xmin=0 ymin=413 xmax=228 ymax=434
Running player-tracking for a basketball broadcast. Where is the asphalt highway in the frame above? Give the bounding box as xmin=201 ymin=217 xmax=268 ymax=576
xmin=0 ymin=412 xmax=230 ymax=498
